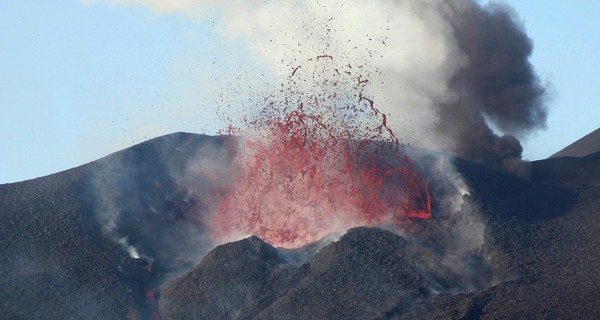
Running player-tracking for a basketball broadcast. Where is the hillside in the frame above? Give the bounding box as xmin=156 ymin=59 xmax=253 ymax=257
xmin=552 ymin=127 xmax=600 ymax=158
xmin=1 ymin=132 xmax=599 ymax=319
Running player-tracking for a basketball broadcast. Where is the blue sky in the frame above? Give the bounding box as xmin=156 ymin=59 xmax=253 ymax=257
xmin=506 ymin=1 xmax=600 ymax=161
xmin=1 ymin=1 xmax=599 ymax=183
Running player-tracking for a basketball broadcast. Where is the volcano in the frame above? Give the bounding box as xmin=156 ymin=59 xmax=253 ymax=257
xmin=552 ymin=127 xmax=600 ymax=158
xmin=1 ymin=132 xmax=599 ymax=319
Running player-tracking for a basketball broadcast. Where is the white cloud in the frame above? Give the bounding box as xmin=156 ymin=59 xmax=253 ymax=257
xmin=82 ymin=0 xmax=199 ymax=14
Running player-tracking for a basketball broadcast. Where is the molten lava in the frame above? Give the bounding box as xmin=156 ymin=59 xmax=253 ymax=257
xmin=209 ymin=57 xmax=431 ymax=248
xmin=146 ymin=288 xmax=161 ymax=320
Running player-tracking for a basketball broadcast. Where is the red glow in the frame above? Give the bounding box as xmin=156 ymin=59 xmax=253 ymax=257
xmin=146 ymin=288 xmax=161 ymax=320
xmin=209 ymin=58 xmax=431 ymax=248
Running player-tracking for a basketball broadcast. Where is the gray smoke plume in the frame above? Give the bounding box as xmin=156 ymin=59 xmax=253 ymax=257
xmin=437 ymin=1 xmax=547 ymax=178
xmin=88 ymin=0 xmax=547 ymax=179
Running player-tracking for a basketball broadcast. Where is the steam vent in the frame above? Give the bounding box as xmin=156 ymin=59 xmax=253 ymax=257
xmin=2 ymin=131 xmax=600 ymax=319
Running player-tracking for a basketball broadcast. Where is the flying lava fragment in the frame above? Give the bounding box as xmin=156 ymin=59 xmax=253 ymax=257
xmin=209 ymin=57 xmax=432 ymax=248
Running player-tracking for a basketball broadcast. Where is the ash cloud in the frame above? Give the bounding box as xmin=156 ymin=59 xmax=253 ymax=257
xmin=438 ymin=1 xmax=547 ymax=178
xmin=90 ymin=0 xmax=547 ymax=178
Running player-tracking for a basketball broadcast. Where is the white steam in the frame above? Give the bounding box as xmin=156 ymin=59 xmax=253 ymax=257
xmin=86 ymin=0 xmax=545 ymax=176
xmin=93 ymin=158 xmax=145 ymax=260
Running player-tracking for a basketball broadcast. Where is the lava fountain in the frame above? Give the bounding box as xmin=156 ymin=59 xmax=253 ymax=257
xmin=209 ymin=57 xmax=431 ymax=248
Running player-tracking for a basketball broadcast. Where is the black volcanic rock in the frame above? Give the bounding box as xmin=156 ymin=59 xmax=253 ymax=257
xmin=160 ymin=227 xmax=471 ymax=320
xmin=552 ymin=127 xmax=600 ymax=158
xmin=159 ymin=236 xmax=285 ymax=319
xmin=257 ymin=227 xmax=437 ymax=320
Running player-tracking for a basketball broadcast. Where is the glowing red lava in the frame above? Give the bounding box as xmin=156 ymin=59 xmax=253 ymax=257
xmin=146 ymin=288 xmax=161 ymax=320
xmin=209 ymin=57 xmax=431 ymax=248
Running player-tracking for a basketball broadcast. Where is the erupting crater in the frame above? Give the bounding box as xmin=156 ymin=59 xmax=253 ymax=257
xmin=207 ymin=58 xmax=432 ymax=248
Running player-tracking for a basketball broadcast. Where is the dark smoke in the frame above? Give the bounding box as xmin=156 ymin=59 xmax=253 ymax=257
xmin=439 ymin=1 xmax=547 ymax=178
xmin=86 ymin=0 xmax=549 ymax=179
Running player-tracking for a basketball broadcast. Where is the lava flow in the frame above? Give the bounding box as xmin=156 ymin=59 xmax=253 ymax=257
xmin=146 ymin=288 xmax=161 ymax=320
xmin=209 ymin=58 xmax=431 ymax=248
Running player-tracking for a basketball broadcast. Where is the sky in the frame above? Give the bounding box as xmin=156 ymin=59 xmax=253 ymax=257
xmin=1 ymin=1 xmax=599 ymax=184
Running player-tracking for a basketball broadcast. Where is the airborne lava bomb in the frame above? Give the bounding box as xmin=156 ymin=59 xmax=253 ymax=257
xmin=209 ymin=59 xmax=432 ymax=248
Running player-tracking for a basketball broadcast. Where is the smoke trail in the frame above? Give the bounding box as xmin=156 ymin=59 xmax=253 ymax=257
xmin=90 ymin=134 xmax=230 ymax=269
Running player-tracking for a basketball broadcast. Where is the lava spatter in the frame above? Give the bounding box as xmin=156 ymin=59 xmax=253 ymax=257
xmin=209 ymin=57 xmax=431 ymax=248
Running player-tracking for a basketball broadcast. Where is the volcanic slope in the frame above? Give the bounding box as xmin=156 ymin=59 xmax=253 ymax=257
xmin=402 ymin=153 xmax=600 ymax=319
xmin=159 ymin=226 xmax=465 ymax=320
xmin=0 ymin=133 xmax=230 ymax=319
xmin=2 ymin=132 xmax=600 ymax=319
xmin=552 ymin=127 xmax=600 ymax=158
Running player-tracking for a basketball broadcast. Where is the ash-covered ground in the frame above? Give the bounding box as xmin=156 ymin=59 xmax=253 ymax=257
xmin=1 ymin=132 xmax=599 ymax=319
